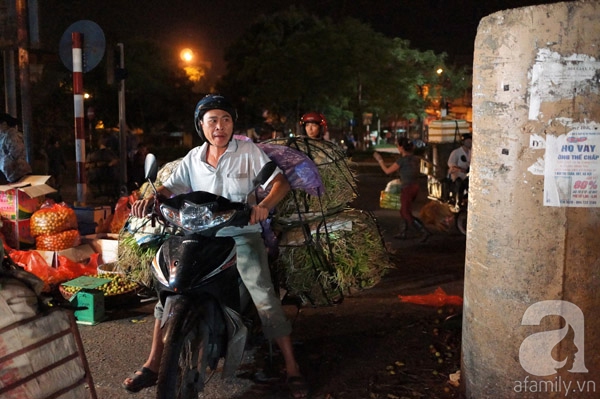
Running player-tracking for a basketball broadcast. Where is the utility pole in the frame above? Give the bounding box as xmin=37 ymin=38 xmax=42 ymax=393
xmin=16 ymin=0 xmax=33 ymax=164
xmin=117 ymin=43 xmax=128 ymax=195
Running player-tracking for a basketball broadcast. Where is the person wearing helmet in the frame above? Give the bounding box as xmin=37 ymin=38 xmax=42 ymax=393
xmin=300 ymin=112 xmax=328 ymax=140
xmin=124 ymin=95 xmax=308 ymax=398
xmin=193 ymin=93 xmax=238 ymax=144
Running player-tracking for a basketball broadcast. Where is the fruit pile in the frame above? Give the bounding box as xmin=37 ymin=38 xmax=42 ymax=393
xmin=60 ymin=274 xmax=138 ymax=298
xmin=31 ymin=201 xmax=80 ymax=250
xmin=35 ymin=229 xmax=80 ymax=251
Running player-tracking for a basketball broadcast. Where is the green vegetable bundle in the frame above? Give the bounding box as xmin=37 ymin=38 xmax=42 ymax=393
xmin=266 ymin=138 xmax=358 ymax=225
xmin=116 ymin=231 xmax=160 ymax=287
xmin=274 ymin=209 xmax=392 ymax=306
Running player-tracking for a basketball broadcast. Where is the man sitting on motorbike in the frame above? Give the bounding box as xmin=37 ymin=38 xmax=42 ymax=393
xmin=122 ymin=94 xmax=308 ymax=399
xmin=447 ymin=132 xmax=472 ymax=208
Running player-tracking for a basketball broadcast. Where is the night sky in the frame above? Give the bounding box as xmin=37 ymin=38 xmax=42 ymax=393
xmin=39 ymin=0 xmax=560 ymax=75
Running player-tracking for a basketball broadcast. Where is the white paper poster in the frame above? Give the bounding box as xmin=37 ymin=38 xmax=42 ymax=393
xmin=544 ymin=126 xmax=600 ymax=207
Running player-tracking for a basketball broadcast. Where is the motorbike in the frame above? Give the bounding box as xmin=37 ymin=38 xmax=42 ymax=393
xmin=141 ymin=153 xmax=277 ymax=399
xmin=422 ymin=158 xmax=469 ymax=235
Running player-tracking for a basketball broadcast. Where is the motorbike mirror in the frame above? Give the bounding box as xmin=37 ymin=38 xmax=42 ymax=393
xmin=252 ymin=161 xmax=277 ymax=189
xmin=144 ymin=153 xmax=158 ymax=182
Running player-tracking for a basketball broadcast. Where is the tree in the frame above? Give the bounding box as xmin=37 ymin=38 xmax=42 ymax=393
xmin=120 ymin=39 xmax=196 ymax=133
xmin=219 ymin=7 xmax=470 ymax=140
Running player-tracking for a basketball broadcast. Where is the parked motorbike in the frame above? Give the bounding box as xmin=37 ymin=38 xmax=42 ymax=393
xmin=422 ymin=158 xmax=468 ymax=235
xmin=141 ymin=154 xmax=277 ymax=399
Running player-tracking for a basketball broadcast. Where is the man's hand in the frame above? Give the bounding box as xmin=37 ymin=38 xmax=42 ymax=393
xmin=249 ymin=204 xmax=269 ymax=225
xmin=131 ymin=198 xmax=154 ymax=218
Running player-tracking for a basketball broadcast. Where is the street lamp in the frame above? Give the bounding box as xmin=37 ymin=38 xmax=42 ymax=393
xmin=180 ymin=48 xmax=194 ymax=63
xmin=435 ymin=68 xmax=446 ymax=117
xmin=178 ymin=47 xmax=209 ymax=88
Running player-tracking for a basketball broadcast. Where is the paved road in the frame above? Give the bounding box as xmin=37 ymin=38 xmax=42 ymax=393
xmin=70 ymin=161 xmax=466 ymax=399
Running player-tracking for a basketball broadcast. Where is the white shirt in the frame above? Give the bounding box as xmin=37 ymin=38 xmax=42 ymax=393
xmin=164 ymin=139 xmax=280 ymax=202
xmin=447 ymin=145 xmax=471 ymax=182
xmin=163 ymin=139 xmax=282 ymax=234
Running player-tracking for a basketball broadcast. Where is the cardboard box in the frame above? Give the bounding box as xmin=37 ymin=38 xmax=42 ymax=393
xmin=78 ymin=222 xmax=98 ymax=236
xmin=74 ymin=206 xmax=112 ymax=234
xmin=0 ymin=176 xmax=56 ymax=220
xmin=74 ymin=206 xmax=112 ymax=225
xmin=0 ymin=218 xmax=35 ymax=249
xmin=82 ymin=233 xmax=119 ymax=264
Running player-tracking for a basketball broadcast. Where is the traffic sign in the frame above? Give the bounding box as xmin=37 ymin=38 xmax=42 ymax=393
xmin=59 ymin=20 xmax=105 ymax=72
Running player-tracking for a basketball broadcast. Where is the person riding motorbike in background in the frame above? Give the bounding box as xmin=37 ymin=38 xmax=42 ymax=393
xmin=447 ymin=133 xmax=472 ymax=207
xmin=373 ymin=137 xmax=430 ymax=242
xmin=299 ymin=112 xmax=328 ymax=140
xmin=122 ymin=94 xmax=308 ymax=399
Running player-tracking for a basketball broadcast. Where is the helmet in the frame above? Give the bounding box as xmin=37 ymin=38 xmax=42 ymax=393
xmin=300 ymin=112 xmax=328 ymax=138
xmin=193 ymin=94 xmax=238 ymax=142
xmin=300 ymin=112 xmax=327 ymax=128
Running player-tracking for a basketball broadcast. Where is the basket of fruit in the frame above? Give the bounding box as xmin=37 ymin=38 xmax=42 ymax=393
xmin=60 ymin=274 xmax=139 ymax=307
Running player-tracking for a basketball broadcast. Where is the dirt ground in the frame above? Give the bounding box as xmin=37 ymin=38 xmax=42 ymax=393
xmin=75 ymin=163 xmax=467 ymax=399
xmin=245 ymin=230 xmax=467 ymax=399
xmin=78 ymin=226 xmax=465 ymax=399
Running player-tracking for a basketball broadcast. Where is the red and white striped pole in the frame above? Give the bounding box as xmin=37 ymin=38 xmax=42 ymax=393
xmin=72 ymin=32 xmax=87 ymax=205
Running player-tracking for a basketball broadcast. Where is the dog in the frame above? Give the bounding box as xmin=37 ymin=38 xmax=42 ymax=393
xmin=419 ymin=201 xmax=455 ymax=232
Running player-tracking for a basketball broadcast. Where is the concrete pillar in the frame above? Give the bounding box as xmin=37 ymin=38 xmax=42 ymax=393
xmin=463 ymin=1 xmax=600 ymax=398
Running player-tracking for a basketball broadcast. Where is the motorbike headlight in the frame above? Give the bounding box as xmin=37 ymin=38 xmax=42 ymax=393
xmin=180 ymin=201 xmax=214 ymax=230
xmin=160 ymin=201 xmax=236 ymax=232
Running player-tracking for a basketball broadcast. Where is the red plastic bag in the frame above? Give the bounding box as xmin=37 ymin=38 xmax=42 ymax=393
xmin=55 ymin=253 xmax=100 ymax=282
xmin=110 ymin=196 xmax=131 ymax=233
xmin=9 ymin=250 xmax=59 ymax=291
xmin=9 ymin=251 xmax=101 ymax=291
xmin=398 ymin=287 xmax=463 ymax=307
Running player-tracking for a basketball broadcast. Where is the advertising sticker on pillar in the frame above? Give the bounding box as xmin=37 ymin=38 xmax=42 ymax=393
xmin=543 ymin=123 xmax=600 ymax=207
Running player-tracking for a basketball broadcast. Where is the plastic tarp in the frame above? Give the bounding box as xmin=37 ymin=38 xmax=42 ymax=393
xmin=0 ymin=280 xmax=86 ymax=398
xmin=398 ymin=287 xmax=463 ymax=307
xmin=234 ymin=135 xmax=324 ymax=197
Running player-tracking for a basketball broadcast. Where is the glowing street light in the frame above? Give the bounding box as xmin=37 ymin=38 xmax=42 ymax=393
xmin=180 ymin=48 xmax=194 ymax=63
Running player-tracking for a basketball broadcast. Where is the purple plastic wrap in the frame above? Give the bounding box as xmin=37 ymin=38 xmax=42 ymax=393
xmin=257 ymin=143 xmax=324 ymax=197
xmin=235 ymin=135 xmax=323 ymax=196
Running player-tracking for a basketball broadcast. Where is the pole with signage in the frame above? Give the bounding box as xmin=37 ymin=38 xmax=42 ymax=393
xmin=71 ymin=32 xmax=87 ymax=205
xmin=59 ymin=20 xmax=105 ymax=205
xmin=117 ymin=43 xmax=127 ymax=196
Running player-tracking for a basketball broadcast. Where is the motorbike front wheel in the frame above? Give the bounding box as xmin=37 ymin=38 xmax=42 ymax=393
xmin=455 ymin=209 xmax=468 ymax=236
xmin=157 ymin=312 xmax=210 ymax=399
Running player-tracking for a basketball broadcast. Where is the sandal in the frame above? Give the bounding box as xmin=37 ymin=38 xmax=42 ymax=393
xmin=122 ymin=367 xmax=158 ymax=393
xmin=287 ymin=375 xmax=309 ymax=399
